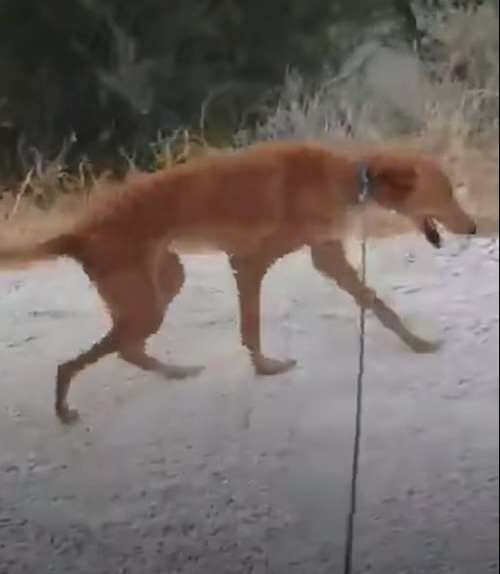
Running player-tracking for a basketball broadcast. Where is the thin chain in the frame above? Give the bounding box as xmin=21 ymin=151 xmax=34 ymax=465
xmin=343 ymin=173 xmax=370 ymax=574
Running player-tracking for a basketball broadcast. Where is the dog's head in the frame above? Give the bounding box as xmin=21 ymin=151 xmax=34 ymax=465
xmin=367 ymin=155 xmax=477 ymax=248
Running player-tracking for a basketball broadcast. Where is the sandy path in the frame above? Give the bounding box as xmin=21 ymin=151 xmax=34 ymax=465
xmin=0 ymin=234 xmax=498 ymax=574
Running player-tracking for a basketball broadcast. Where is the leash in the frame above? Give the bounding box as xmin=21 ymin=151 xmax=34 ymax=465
xmin=342 ymin=163 xmax=371 ymax=574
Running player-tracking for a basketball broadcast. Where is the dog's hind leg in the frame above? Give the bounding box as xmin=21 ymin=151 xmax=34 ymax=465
xmin=310 ymin=240 xmax=439 ymax=353
xmin=55 ymin=264 xmax=162 ymax=424
xmin=118 ymin=251 xmax=202 ymax=379
xmin=55 ymin=256 xmax=196 ymax=424
xmin=56 ymin=329 xmax=121 ymax=424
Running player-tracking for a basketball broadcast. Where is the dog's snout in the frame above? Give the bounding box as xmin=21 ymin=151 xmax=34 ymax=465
xmin=469 ymin=221 xmax=477 ymax=235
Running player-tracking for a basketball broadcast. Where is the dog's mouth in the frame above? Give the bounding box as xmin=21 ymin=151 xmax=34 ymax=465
xmin=422 ymin=217 xmax=442 ymax=248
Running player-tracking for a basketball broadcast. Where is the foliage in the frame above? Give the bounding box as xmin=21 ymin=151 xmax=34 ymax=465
xmin=0 ymin=0 xmax=492 ymax=183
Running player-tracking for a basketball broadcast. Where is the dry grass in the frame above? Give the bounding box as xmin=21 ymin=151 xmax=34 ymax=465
xmin=1 ymin=4 xmax=498 ymax=244
xmin=1 ymin=134 xmax=496 ymax=250
xmin=0 ymin=130 xmax=211 ymax=246
xmin=233 ymin=2 xmax=499 ymax=238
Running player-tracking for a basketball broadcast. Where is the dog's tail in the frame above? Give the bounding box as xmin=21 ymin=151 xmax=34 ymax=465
xmin=0 ymin=233 xmax=81 ymax=270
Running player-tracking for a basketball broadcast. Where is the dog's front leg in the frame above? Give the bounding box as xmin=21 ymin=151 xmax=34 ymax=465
xmin=230 ymin=254 xmax=297 ymax=375
xmin=310 ymin=240 xmax=439 ymax=353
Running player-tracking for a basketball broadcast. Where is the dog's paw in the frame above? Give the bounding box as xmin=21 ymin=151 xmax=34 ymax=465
xmin=409 ymin=337 xmax=442 ymax=354
xmin=254 ymin=356 xmax=297 ymax=376
xmin=57 ymin=407 xmax=80 ymax=425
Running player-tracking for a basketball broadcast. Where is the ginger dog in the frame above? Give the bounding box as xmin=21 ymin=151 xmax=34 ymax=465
xmin=0 ymin=140 xmax=476 ymax=424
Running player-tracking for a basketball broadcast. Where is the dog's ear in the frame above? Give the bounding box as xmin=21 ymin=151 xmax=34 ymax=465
xmin=369 ymin=159 xmax=417 ymax=206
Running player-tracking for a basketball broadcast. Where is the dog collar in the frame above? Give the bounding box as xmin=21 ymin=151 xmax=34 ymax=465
xmin=357 ymin=163 xmax=372 ymax=203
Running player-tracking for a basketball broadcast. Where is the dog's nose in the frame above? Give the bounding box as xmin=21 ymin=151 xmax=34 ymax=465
xmin=469 ymin=222 xmax=477 ymax=235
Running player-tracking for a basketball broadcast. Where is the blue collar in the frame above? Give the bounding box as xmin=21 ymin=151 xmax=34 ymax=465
xmin=357 ymin=163 xmax=372 ymax=203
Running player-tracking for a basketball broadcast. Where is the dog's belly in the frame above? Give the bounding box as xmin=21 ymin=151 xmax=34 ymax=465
xmin=169 ymin=223 xmax=275 ymax=255
xmin=170 ymin=239 xmax=219 ymax=255
xmin=168 ymin=220 xmax=351 ymax=255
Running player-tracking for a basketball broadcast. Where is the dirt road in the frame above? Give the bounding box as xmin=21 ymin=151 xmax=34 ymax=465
xmin=0 ymin=234 xmax=498 ymax=574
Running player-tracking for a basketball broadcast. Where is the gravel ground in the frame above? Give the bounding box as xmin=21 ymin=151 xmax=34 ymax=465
xmin=0 ymin=234 xmax=498 ymax=574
